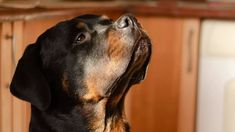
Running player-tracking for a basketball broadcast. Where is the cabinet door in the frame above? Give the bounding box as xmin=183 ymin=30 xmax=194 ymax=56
xmin=0 ymin=22 xmax=13 ymax=132
xmin=0 ymin=21 xmax=29 ymax=132
xmin=197 ymin=20 xmax=235 ymax=132
xmin=125 ymin=17 xmax=200 ymax=132
xmin=178 ymin=19 xmax=199 ymax=132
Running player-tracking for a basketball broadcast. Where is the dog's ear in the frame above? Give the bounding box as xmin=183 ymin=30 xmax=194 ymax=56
xmin=10 ymin=44 xmax=51 ymax=111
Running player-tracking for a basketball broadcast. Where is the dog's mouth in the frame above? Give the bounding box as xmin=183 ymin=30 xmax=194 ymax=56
xmin=130 ymin=36 xmax=151 ymax=84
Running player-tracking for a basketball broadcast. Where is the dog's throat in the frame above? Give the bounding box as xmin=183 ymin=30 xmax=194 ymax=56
xmin=97 ymin=37 xmax=150 ymax=132
xmin=105 ymin=44 xmax=148 ymax=111
xmin=102 ymin=64 xmax=139 ymax=132
xmin=82 ymin=98 xmax=129 ymax=132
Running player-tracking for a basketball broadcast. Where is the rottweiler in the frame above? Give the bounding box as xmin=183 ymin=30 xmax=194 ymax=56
xmin=10 ymin=14 xmax=151 ymax=132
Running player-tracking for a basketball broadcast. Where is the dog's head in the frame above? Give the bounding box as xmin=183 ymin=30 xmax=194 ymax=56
xmin=10 ymin=14 xmax=151 ymax=111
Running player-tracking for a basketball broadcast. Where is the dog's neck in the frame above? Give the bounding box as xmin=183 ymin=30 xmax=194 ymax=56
xmin=30 ymin=99 xmax=129 ymax=132
xmin=79 ymin=73 xmax=133 ymax=132
xmin=83 ymin=98 xmax=130 ymax=132
xmin=29 ymin=76 xmax=131 ymax=132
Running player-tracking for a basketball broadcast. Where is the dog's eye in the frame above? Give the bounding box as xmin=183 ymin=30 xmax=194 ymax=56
xmin=75 ymin=33 xmax=86 ymax=44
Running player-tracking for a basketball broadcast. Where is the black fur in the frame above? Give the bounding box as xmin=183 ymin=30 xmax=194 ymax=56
xmin=10 ymin=14 xmax=151 ymax=132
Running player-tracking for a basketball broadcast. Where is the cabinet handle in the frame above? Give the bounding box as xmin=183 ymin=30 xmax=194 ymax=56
xmin=4 ymin=23 xmax=17 ymax=89
xmin=187 ymin=29 xmax=194 ymax=73
xmin=5 ymin=24 xmax=17 ymax=69
xmin=11 ymin=32 xmax=17 ymax=69
xmin=5 ymin=34 xmax=13 ymax=40
xmin=4 ymin=36 xmax=16 ymax=68
xmin=4 ymin=34 xmax=14 ymax=89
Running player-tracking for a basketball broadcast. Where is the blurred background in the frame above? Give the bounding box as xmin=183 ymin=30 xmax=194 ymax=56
xmin=0 ymin=0 xmax=235 ymax=132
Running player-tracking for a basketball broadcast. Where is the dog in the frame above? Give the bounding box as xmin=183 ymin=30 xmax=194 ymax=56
xmin=10 ymin=14 xmax=151 ymax=132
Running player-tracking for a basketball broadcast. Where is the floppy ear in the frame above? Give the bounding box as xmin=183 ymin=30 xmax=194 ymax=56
xmin=10 ymin=44 xmax=51 ymax=111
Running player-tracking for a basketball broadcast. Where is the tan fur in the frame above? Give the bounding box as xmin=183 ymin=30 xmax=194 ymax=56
xmin=107 ymin=31 xmax=126 ymax=60
xmin=89 ymin=99 xmax=107 ymax=132
xmin=62 ymin=72 xmax=69 ymax=92
xmin=100 ymin=15 xmax=110 ymax=20
xmin=105 ymin=117 xmax=127 ymax=132
xmin=83 ymin=29 xmax=130 ymax=102
xmin=83 ymin=76 xmax=102 ymax=103
xmin=81 ymin=24 xmax=140 ymax=132
xmin=76 ymin=22 xmax=86 ymax=29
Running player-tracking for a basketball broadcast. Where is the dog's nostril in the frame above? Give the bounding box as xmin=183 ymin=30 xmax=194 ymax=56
xmin=118 ymin=16 xmax=133 ymax=29
xmin=124 ymin=18 xmax=129 ymax=27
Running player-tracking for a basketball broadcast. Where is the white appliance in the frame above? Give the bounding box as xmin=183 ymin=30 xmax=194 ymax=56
xmin=197 ymin=20 xmax=235 ymax=132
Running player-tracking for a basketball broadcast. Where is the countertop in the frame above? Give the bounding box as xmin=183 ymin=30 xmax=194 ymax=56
xmin=1 ymin=1 xmax=235 ymax=21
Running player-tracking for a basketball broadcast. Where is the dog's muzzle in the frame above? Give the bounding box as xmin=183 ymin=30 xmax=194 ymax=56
xmin=115 ymin=15 xmax=152 ymax=85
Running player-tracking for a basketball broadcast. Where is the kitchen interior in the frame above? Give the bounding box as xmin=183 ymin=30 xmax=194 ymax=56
xmin=0 ymin=0 xmax=235 ymax=132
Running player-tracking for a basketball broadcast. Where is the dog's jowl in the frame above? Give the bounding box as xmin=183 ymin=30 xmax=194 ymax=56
xmin=10 ymin=14 xmax=152 ymax=132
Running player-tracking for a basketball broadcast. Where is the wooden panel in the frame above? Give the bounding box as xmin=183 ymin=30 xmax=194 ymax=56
xmin=177 ymin=19 xmax=200 ymax=132
xmin=0 ymin=22 xmax=13 ymax=132
xmin=4 ymin=3 xmax=235 ymax=21
xmin=126 ymin=17 xmax=184 ymax=132
xmin=0 ymin=21 xmax=30 ymax=132
xmin=125 ymin=17 xmax=199 ymax=132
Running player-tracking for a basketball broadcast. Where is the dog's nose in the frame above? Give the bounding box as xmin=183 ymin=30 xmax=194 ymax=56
xmin=116 ymin=15 xmax=134 ymax=29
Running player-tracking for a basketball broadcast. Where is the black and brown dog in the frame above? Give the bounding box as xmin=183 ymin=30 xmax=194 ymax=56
xmin=10 ymin=14 xmax=151 ymax=132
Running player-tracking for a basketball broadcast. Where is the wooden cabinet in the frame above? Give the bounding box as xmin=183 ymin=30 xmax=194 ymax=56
xmin=126 ymin=17 xmax=200 ymax=132
xmin=0 ymin=21 xmax=28 ymax=132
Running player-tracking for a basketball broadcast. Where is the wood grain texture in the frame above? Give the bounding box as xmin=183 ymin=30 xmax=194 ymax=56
xmin=0 ymin=22 xmax=13 ymax=132
xmin=2 ymin=2 xmax=235 ymax=21
xmin=125 ymin=17 xmax=199 ymax=132
xmin=126 ymin=17 xmax=183 ymax=132
xmin=0 ymin=21 xmax=31 ymax=132
xmin=177 ymin=19 xmax=200 ymax=132
xmin=0 ymin=7 xmax=124 ymax=22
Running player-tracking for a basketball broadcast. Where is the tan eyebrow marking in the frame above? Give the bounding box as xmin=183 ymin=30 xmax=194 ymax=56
xmin=100 ymin=15 xmax=110 ymax=20
xmin=76 ymin=21 xmax=86 ymax=29
xmin=62 ymin=72 xmax=69 ymax=92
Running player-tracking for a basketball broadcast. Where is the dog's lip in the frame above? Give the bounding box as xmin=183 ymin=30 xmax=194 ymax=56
xmin=133 ymin=35 xmax=151 ymax=59
xmin=128 ymin=34 xmax=151 ymax=83
xmin=136 ymin=37 xmax=151 ymax=51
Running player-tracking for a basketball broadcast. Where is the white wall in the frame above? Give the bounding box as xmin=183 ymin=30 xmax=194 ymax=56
xmin=197 ymin=20 xmax=235 ymax=132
